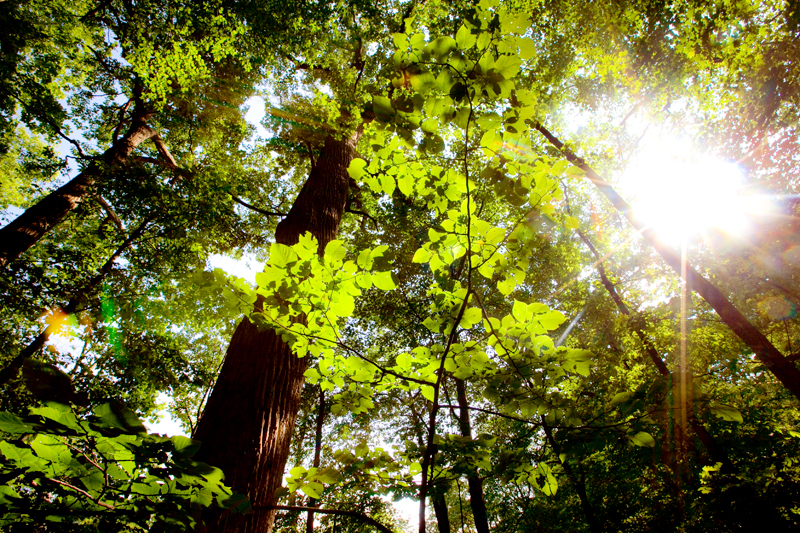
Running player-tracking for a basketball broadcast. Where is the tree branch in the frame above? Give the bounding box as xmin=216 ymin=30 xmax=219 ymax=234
xmin=46 ymin=478 xmax=115 ymax=510
xmin=535 ymin=121 xmax=800 ymax=402
xmin=95 ymin=195 xmax=124 ymax=232
xmin=229 ymin=194 xmax=287 ymax=217
xmin=151 ymin=134 xmax=178 ymax=168
xmin=264 ymin=505 xmax=394 ymax=533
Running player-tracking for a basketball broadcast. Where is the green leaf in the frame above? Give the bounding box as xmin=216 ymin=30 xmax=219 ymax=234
xmin=537 ymin=463 xmax=558 ymax=496
xmin=0 ymin=412 xmax=34 ymax=434
xmin=92 ymin=403 xmax=146 ymax=435
xmin=372 ymin=271 xmax=397 ymax=291
xmin=325 ymin=240 xmax=347 ymax=262
xmin=709 ymin=402 xmax=743 ymax=423
xmin=610 ymin=392 xmax=631 ymax=406
xmin=170 ymin=436 xmax=201 ymax=458
xmin=512 ymin=300 xmax=530 ymax=322
xmin=420 ymin=386 xmax=435 ymax=402
xmin=460 ymin=307 xmax=483 ymax=328
xmin=392 ymin=33 xmax=409 ymax=50
xmin=301 ymin=481 xmax=323 ymax=499
xmin=455 ymin=25 xmax=476 ymax=50
xmin=412 ymin=248 xmax=432 ymax=263
xmin=425 ymin=36 xmax=457 ymax=59
xmin=270 ymin=243 xmax=298 ymax=268
xmin=79 ymin=471 xmax=105 ymax=492
xmin=628 ymin=432 xmax=655 ymax=448
xmin=398 ymin=174 xmax=415 ymax=196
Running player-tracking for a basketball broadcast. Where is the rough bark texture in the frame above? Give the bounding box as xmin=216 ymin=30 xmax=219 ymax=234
xmin=454 ymin=379 xmax=490 ymax=533
xmin=194 ymin=133 xmax=358 ymax=533
xmin=0 ymin=110 xmax=156 ymax=268
xmin=536 ymin=123 xmax=800 ymax=402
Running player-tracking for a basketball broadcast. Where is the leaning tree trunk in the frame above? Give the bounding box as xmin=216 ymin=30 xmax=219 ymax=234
xmin=193 ymin=133 xmax=359 ymax=533
xmin=0 ymin=107 xmax=156 ymax=268
xmin=536 ymin=123 xmax=800 ymax=402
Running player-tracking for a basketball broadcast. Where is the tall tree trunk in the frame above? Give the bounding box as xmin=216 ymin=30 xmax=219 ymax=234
xmin=536 ymin=123 xmax=800 ymax=402
xmin=193 ymin=133 xmax=359 ymax=533
xmin=454 ymin=379 xmax=490 ymax=533
xmin=0 ymin=107 xmax=156 ymax=268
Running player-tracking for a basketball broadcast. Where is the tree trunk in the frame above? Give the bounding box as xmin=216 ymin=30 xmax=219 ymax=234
xmin=576 ymin=230 xmax=735 ymax=472
xmin=431 ymin=493 xmax=451 ymax=533
xmin=0 ymin=108 xmax=156 ymax=268
xmin=193 ymin=133 xmax=358 ymax=533
xmin=306 ymin=388 xmax=325 ymax=533
xmin=454 ymin=379 xmax=490 ymax=533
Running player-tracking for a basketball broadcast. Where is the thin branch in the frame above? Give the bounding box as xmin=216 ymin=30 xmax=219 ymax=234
xmin=345 ymin=206 xmax=378 ymax=228
xmin=264 ymin=505 xmax=393 ymax=533
xmin=437 ymin=405 xmax=540 ymax=426
xmin=229 ymin=194 xmax=287 ymax=218
xmin=112 ymin=99 xmax=132 ymax=143
xmin=46 ymin=478 xmax=115 ymax=510
xmin=304 ymin=141 xmax=316 ymax=169
xmin=95 ymin=195 xmax=124 ymax=232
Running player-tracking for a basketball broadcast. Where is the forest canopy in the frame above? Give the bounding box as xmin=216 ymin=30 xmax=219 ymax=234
xmin=2 ymin=0 xmax=800 ymax=532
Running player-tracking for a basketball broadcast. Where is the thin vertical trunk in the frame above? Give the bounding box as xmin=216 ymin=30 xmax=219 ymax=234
xmin=0 ymin=106 xmax=156 ymax=268
xmin=541 ymin=417 xmax=601 ymax=533
xmin=576 ymin=230 xmax=735 ymax=472
xmin=432 ymin=493 xmax=451 ymax=533
xmin=193 ymin=133 xmax=358 ymax=533
xmin=306 ymin=388 xmax=325 ymax=533
xmin=454 ymin=379 xmax=490 ymax=533
xmin=537 ymin=123 xmax=800 ymax=402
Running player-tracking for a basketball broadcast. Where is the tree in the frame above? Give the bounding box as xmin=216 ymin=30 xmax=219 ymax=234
xmin=3 ymin=0 xmax=800 ymax=532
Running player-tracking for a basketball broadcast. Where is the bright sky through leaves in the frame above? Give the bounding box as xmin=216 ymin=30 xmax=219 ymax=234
xmin=622 ymin=135 xmax=772 ymax=245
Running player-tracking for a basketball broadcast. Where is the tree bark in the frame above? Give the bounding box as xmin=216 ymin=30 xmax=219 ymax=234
xmin=193 ymin=133 xmax=359 ymax=533
xmin=454 ymin=379 xmax=490 ymax=533
xmin=536 ymin=123 xmax=800 ymax=402
xmin=431 ymin=493 xmax=451 ymax=533
xmin=0 ymin=107 xmax=156 ymax=268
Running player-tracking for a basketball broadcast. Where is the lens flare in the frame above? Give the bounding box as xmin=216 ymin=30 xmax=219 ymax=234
xmin=621 ymin=138 xmax=774 ymax=245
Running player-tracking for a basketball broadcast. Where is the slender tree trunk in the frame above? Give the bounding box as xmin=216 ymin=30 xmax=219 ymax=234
xmin=0 ymin=108 xmax=156 ymax=268
xmin=576 ymin=230 xmax=735 ymax=472
xmin=193 ymin=133 xmax=359 ymax=533
xmin=431 ymin=493 xmax=451 ymax=533
xmin=536 ymin=123 xmax=800 ymax=402
xmin=454 ymin=379 xmax=490 ymax=533
xmin=540 ymin=417 xmax=601 ymax=533
xmin=306 ymin=388 xmax=325 ymax=533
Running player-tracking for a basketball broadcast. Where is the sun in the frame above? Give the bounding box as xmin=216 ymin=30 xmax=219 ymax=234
xmin=620 ymin=137 xmax=768 ymax=245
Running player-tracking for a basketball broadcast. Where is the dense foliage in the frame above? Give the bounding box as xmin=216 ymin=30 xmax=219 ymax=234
xmin=2 ymin=0 xmax=800 ymax=531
